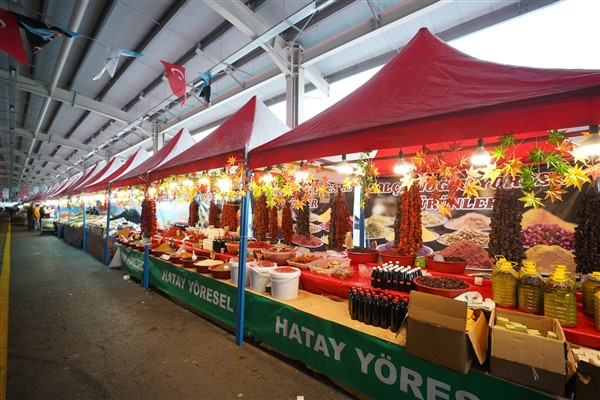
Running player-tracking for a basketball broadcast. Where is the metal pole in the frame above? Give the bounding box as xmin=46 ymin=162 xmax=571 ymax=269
xmin=82 ymin=200 xmax=87 ymax=250
xmin=235 ymin=170 xmax=252 ymax=346
xmin=143 ymin=244 xmax=149 ymax=289
xmin=57 ymin=204 xmax=61 ymax=238
xmin=359 ymin=190 xmax=365 ymax=248
xmin=103 ymin=186 xmax=112 ymax=265
xmin=67 ymin=199 xmax=71 ymax=244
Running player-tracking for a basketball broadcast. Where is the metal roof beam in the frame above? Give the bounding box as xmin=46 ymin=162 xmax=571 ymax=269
xmin=0 ymin=70 xmax=152 ymax=129
xmin=4 ymin=127 xmax=108 ymax=158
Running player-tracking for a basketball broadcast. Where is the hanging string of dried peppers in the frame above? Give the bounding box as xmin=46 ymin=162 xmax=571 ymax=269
xmin=269 ymin=205 xmax=279 ymax=240
xmin=208 ymin=200 xmax=220 ymax=227
xmin=188 ymin=197 xmax=199 ymax=227
xmin=141 ymin=196 xmax=157 ymax=238
xmin=222 ymin=202 xmax=238 ymax=231
xmin=397 ymin=184 xmax=423 ymax=255
xmin=253 ymin=194 xmax=269 ymax=241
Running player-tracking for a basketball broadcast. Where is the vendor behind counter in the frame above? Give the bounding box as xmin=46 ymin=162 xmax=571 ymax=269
xmin=110 ymin=204 xmax=140 ymax=224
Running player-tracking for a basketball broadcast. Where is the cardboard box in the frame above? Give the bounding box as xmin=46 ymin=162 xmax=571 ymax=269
xmin=490 ymin=309 xmax=576 ymax=397
xmin=406 ymin=291 xmax=488 ymax=374
xmin=571 ymin=344 xmax=600 ymax=400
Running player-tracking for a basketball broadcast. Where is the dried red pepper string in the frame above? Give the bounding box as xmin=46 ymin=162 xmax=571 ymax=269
xmin=222 ymin=202 xmax=238 ymax=231
xmin=253 ymin=194 xmax=269 ymax=241
xmin=208 ymin=200 xmax=220 ymax=227
xmin=269 ymin=205 xmax=279 ymax=240
xmin=281 ymin=200 xmax=293 ymax=245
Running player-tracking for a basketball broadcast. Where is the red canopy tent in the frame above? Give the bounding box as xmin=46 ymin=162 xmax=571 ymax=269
xmin=72 ymin=156 xmax=123 ymax=195
xmin=150 ymin=96 xmax=289 ymax=181
xmin=83 ymin=147 xmax=149 ymax=193
xmin=110 ymin=128 xmax=195 ymax=189
xmin=53 ymin=162 xmax=106 ymax=198
xmin=249 ymin=28 xmax=600 ymax=169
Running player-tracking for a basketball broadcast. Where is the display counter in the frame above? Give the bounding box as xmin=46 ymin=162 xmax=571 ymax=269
xmin=119 ymin=245 xmax=557 ymax=400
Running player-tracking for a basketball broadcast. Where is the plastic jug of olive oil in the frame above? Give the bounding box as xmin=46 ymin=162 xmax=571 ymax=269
xmin=517 ymin=261 xmax=544 ymax=315
xmin=544 ymin=266 xmax=577 ymax=328
xmin=582 ymin=272 xmax=600 ymax=317
xmin=492 ymin=260 xmax=518 ymax=308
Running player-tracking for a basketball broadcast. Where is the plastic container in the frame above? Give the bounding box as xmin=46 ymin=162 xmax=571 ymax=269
xmin=379 ymin=252 xmax=415 ymax=266
xmin=492 ymin=260 xmax=518 ymax=308
xmin=270 ymin=267 xmax=301 ymax=300
xmin=517 ymin=261 xmax=545 ymax=315
xmin=582 ymin=271 xmax=600 ymax=316
xmin=594 ymin=286 xmax=600 ymax=331
xmin=544 ymin=265 xmax=577 ymax=328
xmin=262 ymin=247 xmax=295 ymax=265
xmin=412 ymin=276 xmax=471 ymax=298
xmin=425 ymin=256 xmax=467 ymax=274
xmin=248 ymin=262 xmax=277 ymax=292
xmin=346 ymin=248 xmax=379 ymax=263
xmin=229 ymin=258 xmax=253 ymax=287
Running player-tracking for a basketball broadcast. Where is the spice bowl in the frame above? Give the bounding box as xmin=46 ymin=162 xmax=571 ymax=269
xmin=346 ymin=247 xmax=379 ymax=263
xmin=225 ymin=241 xmax=240 ymax=255
xmin=209 ymin=264 xmax=231 ymax=279
xmin=425 ymin=256 xmax=467 ymax=274
xmin=413 ymin=276 xmax=471 ymax=298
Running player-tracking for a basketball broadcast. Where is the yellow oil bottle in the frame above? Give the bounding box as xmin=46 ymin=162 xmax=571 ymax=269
xmin=517 ymin=261 xmax=544 ymax=315
xmin=493 ymin=260 xmax=518 ymax=308
xmin=582 ymin=272 xmax=600 ymax=317
xmin=544 ymin=265 xmax=577 ymax=328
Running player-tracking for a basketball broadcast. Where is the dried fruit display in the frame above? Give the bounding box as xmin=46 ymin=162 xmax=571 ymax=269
xmin=574 ymin=188 xmax=600 ymax=274
xmin=296 ymin=191 xmax=310 ymax=239
xmin=253 ymin=194 xmax=269 ymax=241
xmin=208 ymin=200 xmax=220 ymax=227
xmin=393 ymin=195 xmax=402 ymax=248
xmin=269 ymin=205 xmax=279 ymax=240
xmin=281 ymin=200 xmax=293 ymax=245
xmin=140 ymin=196 xmax=157 ymax=238
xmin=488 ymin=186 xmax=524 ymax=265
xmin=188 ymin=197 xmax=199 ymax=227
xmin=328 ymin=187 xmax=352 ymax=251
xmin=222 ymin=202 xmax=238 ymax=231
xmin=522 ymin=223 xmax=575 ymax=251
xmin=396 ymin=184 xmax=423 ymax=255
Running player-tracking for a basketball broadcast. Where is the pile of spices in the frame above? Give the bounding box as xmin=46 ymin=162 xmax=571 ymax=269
xmin=438 ymin=240 xmax=494 ymax=270
xmin=421 ymin=210 xmax=444 ymax=226
xmin=525 ymin=244 xmax=577 ymax=275
xmin=252 ymin=194 xmax=269 ymax=241
xmin=281 ymin=200 xmax=293 ymax=245
xmin=522 ymin=223 xmax=575 ymax=251
xmin=438 ymin=228 xmax=489 ymax=247
xmin=445 ymin=212 xmax=491 ymax=230
xmin=488 ymin=186 xmax=524 ymax=264
xmin=574 ymin=188 xmax=600 ymax=274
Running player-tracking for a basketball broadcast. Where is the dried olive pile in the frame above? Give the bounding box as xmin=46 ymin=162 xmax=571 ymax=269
xmin=488 ymin=186 xmax=524 ymax=264
xmin=574 ymin=188 xmax=600 ymax=274
xmin=417 ymin=276 xmax=468 ymax=290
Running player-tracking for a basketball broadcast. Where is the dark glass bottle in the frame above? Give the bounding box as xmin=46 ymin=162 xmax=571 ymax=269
xmin=390 ymin=298 xmax=401 ymax=333
xmin=364 ymin=294 xmax=373 ymax=325
xmin=357 ymin=291 xmax=365 ymax=322
xmin=380 ymin=296 xmax=390 ymax=329
xmin=372 ymin=295 xmax=381 ymax=327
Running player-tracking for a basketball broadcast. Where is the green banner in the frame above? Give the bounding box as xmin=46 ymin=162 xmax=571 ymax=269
xmin=120 ymin=246 xmax=144 ymax=281
xmin=148 ymin=258 xmax=238 ymax=328
xmin=246 ymin=294 xmax=553 ymax=400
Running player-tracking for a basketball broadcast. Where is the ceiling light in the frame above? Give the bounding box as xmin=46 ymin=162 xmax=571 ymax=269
xmin=393 ymin=150 xmax=414 ymax=176
xmin=470 ymin=138 xmax=492 ymax=166
xmin=337 ymin=154 xmax=353 ymax=174
xmin=576 ymin=125 xmax=600 ymax=157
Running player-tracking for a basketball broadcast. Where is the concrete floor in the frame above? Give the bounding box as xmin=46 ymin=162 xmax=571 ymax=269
xmin=1 ymin=214 xmax=353 ymax=400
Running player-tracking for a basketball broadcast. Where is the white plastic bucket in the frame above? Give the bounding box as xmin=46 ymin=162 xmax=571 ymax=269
xmin=269 ymin=267 xmax=301 ymax=300
xmin=230 ymin=260 xmax=253 ymax=287
xmin=249 ymin=266 xmax=275 ymax=292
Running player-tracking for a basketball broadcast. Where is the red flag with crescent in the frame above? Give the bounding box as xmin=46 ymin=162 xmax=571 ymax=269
xmin=0 ymin=8 xmax=28 ymax=66
xmin=161 ymin=60 xmax=186 ymax=106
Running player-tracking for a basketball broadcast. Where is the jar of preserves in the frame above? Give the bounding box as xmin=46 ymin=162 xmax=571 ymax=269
xmin=493 ymin=260 xmax=518 ymax=308
xmin=544 ymin=266 xmax=577 ymax=328
xmin=582 ymin=272 xmax=600 ymax=317
xmin=518 ymin=261 xmax=544 ymax=315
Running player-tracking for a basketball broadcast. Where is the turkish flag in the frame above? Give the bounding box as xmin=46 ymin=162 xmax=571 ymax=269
xmin=0 ymin=8 xmax=28 ymax=66
xmin=161 ymin=60 xmax=186 ymax=106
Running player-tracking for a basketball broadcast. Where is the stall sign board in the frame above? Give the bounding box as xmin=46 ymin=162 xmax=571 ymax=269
xmin=148 ymin=258 xmax=238 ymax=328
xmin=246 ymin=294 xmax=553 ymax=400
xmin=120 ymin=246 xmax=145 ymax=281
